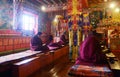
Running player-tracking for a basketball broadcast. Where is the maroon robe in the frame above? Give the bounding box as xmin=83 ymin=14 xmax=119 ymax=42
xmin=76 ymin=34 xmax=106 ymax=65
xmin=30 ymin=35 xmax=43 ymax=51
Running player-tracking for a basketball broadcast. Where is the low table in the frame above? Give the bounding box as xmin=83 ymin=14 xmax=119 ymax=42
xmin=106 ymin=52 xmax=120 ymax=77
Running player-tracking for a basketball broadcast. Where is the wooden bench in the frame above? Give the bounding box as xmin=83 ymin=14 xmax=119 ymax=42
xmin=12 ymin=46 xmax=69 ymax=77
xmin=12 ymin=57 xmax=40 ymax=77
xmin=52 ymin=46 xmax=69 ymax=62
xmin=0 ymin=50 xmax=41 ymax=65
xmin=0 ymin=50 xmax=41 ymax=77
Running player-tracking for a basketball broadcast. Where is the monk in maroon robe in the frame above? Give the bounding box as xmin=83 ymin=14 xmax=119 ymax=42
xmin=58 ymin=31 xmax=69 ymax=45
xmin=30 ymin=32 xmax=43 ymax=51
xmin=30 ymin=32 xmax=49 ymax=51
xmin=76 ymin=31 xmax=107 ymax=65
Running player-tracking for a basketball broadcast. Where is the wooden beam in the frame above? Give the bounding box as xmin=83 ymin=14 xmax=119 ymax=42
xmin=45 ymin=3 xmax=67 ymax=12
xmin=36 ymin=0 xmax=46 ymax=5
xmin=51 ymin=0 xmax=57 ymax=4
xmin=98 ymin=0 xmax=102 ymax=3
xmin=98 ymin=0 xmax=104 ymax=3
xmin=59 ymin=0 xmax=63 ymax=4
xmin=44 ymin=0 xmax=52 ymax=4
xmin=60 ymin=0 xmax=67 ymax=3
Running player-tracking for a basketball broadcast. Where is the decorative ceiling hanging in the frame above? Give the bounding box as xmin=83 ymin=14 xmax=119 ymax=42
xmin=67 ymin=0 xmax=88 ymax=15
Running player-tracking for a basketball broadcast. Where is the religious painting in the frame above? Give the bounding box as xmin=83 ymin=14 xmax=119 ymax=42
xmin=0 ymin=0 xmax=13 ymax=29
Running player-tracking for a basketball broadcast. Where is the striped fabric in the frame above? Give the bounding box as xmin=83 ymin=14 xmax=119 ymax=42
xmin=68 ymin=64 xmax=113 ymax=77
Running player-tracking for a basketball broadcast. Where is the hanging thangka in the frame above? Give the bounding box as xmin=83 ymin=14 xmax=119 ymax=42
xmin=67 ymin=0 xmax=73 ymax=15
xmin=83 ymin=13 xmax=90 ymax=26
xmin=68 ymin=16 xmax=73 ymax=28
xmin=77 ymin=14 xmax=83 ymax=27
xmin=68 ymin=0 xmax=84 ymax=62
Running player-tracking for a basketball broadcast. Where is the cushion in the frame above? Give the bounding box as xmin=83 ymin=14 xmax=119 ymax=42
xmin=68 ymin=64 xmax=113 ymax=77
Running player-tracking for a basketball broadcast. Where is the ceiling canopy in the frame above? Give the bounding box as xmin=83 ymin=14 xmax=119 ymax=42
xmin=27 ymin=0 xmax=120 ymax=12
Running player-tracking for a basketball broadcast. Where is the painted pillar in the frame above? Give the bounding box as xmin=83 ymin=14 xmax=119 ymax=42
xmin=68 ymin=0 xmax=83 ymax=62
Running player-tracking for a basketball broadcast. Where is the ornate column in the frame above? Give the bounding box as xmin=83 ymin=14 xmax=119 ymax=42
xmin=68 ymin=0 xmax=88 ymax=62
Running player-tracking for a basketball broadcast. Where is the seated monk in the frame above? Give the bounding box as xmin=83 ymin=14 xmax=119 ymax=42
xmin=46 ymin=34 xmax=60 ymax=50
xmin=58 ymin=31 xmax=69 ymax=45
xmin=46 ymin=34 xmax=54 ymax=45
xmin=47 ymin=31 xmax=68 ymax=49
xmin=30 ymin=32 xmax=49 ymax=52
xmin=47 ymin=38 xmax=61 ymax=49
xmin=76 ymin=30 xmax=107 ymax=65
